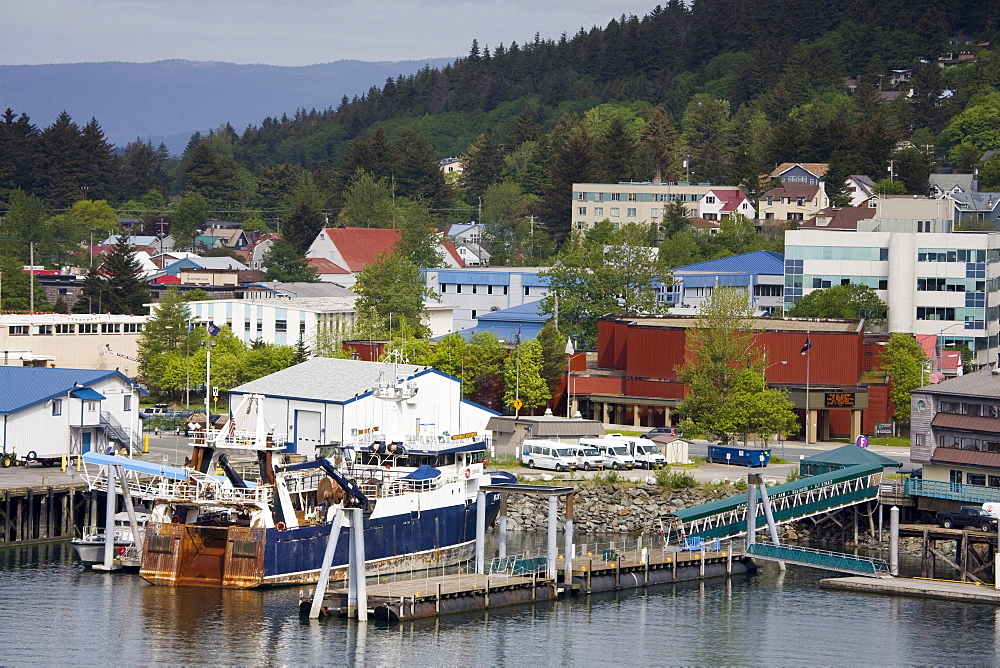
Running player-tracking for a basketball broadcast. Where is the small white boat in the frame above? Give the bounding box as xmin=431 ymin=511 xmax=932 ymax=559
xmin=72 ymin=511 xmax=150 ymax=566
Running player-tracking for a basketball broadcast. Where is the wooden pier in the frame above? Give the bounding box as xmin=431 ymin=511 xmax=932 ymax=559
xmin=0 ymin=482 xmax=90 ymax=546
xmin=304 ymin=544 xmax=757 ymax=621
xmin=898 ymin=523 xmax=998 ymax=584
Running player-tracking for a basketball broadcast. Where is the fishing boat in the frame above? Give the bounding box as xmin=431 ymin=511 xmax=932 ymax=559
xmin=71 ymin=510 xmax=150 ymax=566
xmin=83 ymin=391 xmax=506 ymax=588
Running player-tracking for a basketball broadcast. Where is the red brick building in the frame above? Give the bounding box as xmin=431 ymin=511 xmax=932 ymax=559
xmin=561 ymin=315 xmax=893 ymax=441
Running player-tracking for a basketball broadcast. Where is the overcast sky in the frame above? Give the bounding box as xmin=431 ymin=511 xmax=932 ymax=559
xmin=3 ymin=0 xmax=647 ymax=66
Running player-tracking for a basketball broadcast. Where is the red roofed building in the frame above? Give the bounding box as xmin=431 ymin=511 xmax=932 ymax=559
xmin=305 ymin=257 xmax=350 ymax=282
xmin=306 ymin=227 xmax=463 ymax=286
xmin=699 ymin=188 xmax=756 ymax=221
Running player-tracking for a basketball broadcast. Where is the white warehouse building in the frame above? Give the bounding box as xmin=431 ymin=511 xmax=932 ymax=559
xmin=228 ymin=357 xmax=499 ymax=459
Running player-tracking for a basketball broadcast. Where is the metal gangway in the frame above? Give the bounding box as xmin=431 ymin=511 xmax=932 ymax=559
xmin=665 ymin=464 xmax=892 ymax=578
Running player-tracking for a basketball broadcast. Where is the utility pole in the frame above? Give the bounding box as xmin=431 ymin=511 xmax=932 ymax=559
xmin=29 ymin=241 xmax=34 ymax=315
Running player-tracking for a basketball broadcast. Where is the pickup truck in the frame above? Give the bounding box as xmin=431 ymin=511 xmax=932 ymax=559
xmin=936 ymin=507 xmax=999 ymax=531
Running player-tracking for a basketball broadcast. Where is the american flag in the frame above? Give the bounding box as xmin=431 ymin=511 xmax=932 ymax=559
xmin=228 ymin=413 xmax=237 ymax=437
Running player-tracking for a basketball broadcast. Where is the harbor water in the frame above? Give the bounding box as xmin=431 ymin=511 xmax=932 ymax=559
xmin=5 ymin=540 xmax=1000 ymax=665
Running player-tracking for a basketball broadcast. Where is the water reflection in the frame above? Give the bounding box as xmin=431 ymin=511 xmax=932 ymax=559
xmin=0 ymin=540 xmax=997 ymax=664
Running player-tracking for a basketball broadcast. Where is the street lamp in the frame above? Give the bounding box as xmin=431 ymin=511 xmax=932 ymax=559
xmin=936 ymin=322 xmax=966 ymax=372
xmin=762 ymin=360 xmax=788 ymax=391
xmin=201 ymin=339 xmax=216 ymax=428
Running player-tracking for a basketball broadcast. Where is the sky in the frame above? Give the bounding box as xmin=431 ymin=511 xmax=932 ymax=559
xmin=3 ymin=0 xmax=649 ymax=66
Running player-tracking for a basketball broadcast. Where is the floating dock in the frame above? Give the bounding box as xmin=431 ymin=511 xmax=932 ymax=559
xmin=821 ymin=576 xmax=1000 ymax=604
xmin=304 ymin=545 xmax=757 ymax=621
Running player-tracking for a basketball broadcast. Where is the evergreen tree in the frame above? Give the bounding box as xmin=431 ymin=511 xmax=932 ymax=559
xmin=117 ymin=139 xmax=170 ymax=202
xmin=392 ymin=128 xmax=449 ymax=207
xmin=638 ymin=109 xmax=681 ymax=182
xmin=75 ymin=235 xmax=152 ymax=315
xmin=170 ymin=192 xmax=209 ymax=251
xmin=394 ymin=201 xmax=444 ymax=267
xmin=38 ymin=112 xmax=89 ymax=208
xmin=280 ymin=179 xmax=326 ymax=254
xmin=595 ymin=115 xmax=640 ymax=183
xmin=681 ymin=96 xmax=732 ymax=185
xmin=0 ymin=109 xmax=40 ymax=205
xmin=543 ymin=118 xmax=596 ymax=242
xmin=80 ymin=118 xmax=118 ymax=201
xmin=503 ymin=338 xmax=550 ymax=412
xmin=505 ymin=106 xmax=543 ymax=150
xmin=461 ymin=125 xmax=506 ymax=203
xmin=261 ymin=239 xmax=320 ymax=282
xmin=536 ymin=320 xmax=566 ymax=393
xmin=292 ymin=337 xmax=311 ymax=365
xmin=0 ymin=255 xmax=51 ymax=312
xmin=0 ymin=188 xmax=48 ymax=263
xmin=338 ymin=169 xmax=394 ymax=228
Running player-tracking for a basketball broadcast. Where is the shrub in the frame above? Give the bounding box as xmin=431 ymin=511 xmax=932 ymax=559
xmin=655 ymin=467 xmax=697 ymax=490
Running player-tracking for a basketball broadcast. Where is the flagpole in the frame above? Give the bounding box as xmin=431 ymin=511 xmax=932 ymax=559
xmin=805 ymin=334 xmax=811 ymax=446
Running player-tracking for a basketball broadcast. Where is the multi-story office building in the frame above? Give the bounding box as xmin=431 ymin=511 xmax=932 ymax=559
xmin=785 ymin=229 xmax=1000 ymax=367
xmin=571 ymin=182 xmax=743 ymax=231
xmin=422 ymin=268 xmax=549 ymax=332
xmin=0 ymin=314 xmax=147 ymax=374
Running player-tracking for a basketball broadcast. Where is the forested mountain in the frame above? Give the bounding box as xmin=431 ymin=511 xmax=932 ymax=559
xmin=0 ymin=58 xmax=454 ymax=152
xmin=2 ymin=0 xmax=1000 ymax=256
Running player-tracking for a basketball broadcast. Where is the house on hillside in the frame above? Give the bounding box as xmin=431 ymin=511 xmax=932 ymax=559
xmin=845 ymin=175 xmax=876 ymax=206
xmin=770 ymin=163 xmax=829 ymax=186
xmin=305 ymin=227 xmax=463 ymax=287
xmin=699 ymin=188 xmax=756 ymax=221
xmin=950 ymin=192 xmax=1000 ymax=230
xmin=758 ymin=183 xmax=829 ymax=222
xmin=930 ymin=173 xmax=979 ymax=199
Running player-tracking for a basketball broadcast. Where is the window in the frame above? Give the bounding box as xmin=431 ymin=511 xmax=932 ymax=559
xmin=916 ymin=307 xmax=956 ymax=321
xmin=101 ymin=323 xmax=121 ymax=334
xmin=456 ymin=285 xmax=462 ymax=294
xmin=651 ymin=208 xmax=661 ymax=218
xmin=627 ymin=208 xmax=637 ymax=217
xmin=487 ymin=285 xmax=493 ymax=295
xmin=594 ymin=207 xmax=604 ymax=216
xmin=706 ymin=196 xmax=716 ymax=204
xmin=990 ymin=476 xmax=1000 ymax=488
xmin=471 ymin=284 xmax=477 ymax=294
xmin=471 ymin=310 xmax=477 ymax=319
xmin=502 ymin=286 xmax=508 ymax=295
xmin=577 ymin=192 xmax=585 ymax=201
xmin=766 ymin=197 xmax=773 ymax=206
xmin=275 ymin=320 xmax=287 ymax=333
xmin=79 ymin=324 xmax=97 ymax=334
xmin=256 ymin=321 xmax=262 ymax=332
xmin=796 ymin=198 xmax=805 ymax=206
xmin=300 ymin=321 xmax=307 ymax=335
xmin=787 ymin=213 xmax=804 ymax=221
xmin=765 ymin=213 xmax=774 ymax=220
xmin=36 ymin=325 xmax=53 ymax=335
xmin=968 ymin=473 xmax=987 ymax=486
xmin=950 ymin=469 xmax=963 ymax=484
xmin=86 ymin=400 xmax=98 ymax=412
xmin=55 ymin=324 xmax=75 ymax=334
xmin=627 ymin=193 xmax=636 ymax=201
xmin=610 ymin=207 xmax=620 ymax=217
xmin=9 ymin=326 xmax=28 ymax=335
xmin=124 ymin=323 xmax=142 ymax=333
xmin=914 ymin=434 xmax=925 ymax=447
xmin=524 ymin=286 xmax=530 ymax=296
xmin=51 ymin=399 xmax=62 ymax=416
xmin=124 ymin=395 xmax=131 ymax=411
xmin=705 ymin=213 xmax=717 ymax=221
xmin=441 ymin=284 xmax=447 ymax=293
xmin=611 ymin=193 xmax=621 ymax=201
xmin=578 ymin=207 xmax=587 ymax=215
xmin=244 ymin=319 xmax=251 ymax=331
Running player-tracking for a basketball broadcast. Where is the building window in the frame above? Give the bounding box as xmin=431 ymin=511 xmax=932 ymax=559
xmin=101 ymin=323 xmax=121 ymax=334
xmin=787 ymin=213 xmax=804 ymax=221
xmin=456 ymin=285 xmax=462 ymax=294
xmin=651 ymin=208 xmax=661 ymax=218
xmin=577 ymin=192 xmax=585 ymax=201
xmin=244 ymin=319 xmax=251 ymax=331
xmin=706 ymin=196 xmax=715 ymax=204
xmin=275 ymin=320 xmax=287 ymax=333
xmin=441 ymin=284 xmax=447 ymax=293
xmin=36 ymin=325 xmax=53 ymax=335
xmin=705 ymin=213 xmax=717 ymax=221
xmin=79 ymin=324 xmax=98 ymax=334
xmin=914 ymin=433 xmax=925 ymax=446
xmin=990 ymin=476 xmax=1000 ymax=488
xmin=503 ymin=286 xmax=508 ymax=295
xmin=471 ymin=285 xmax=477 ymax=294
xmin=797 ymin=198 xmax=805 ymax=206
xmin=578 ymin=207 xmax=587 ymax=215
xmin=124 ymin=395 xmax=131 ymax=411
xmin=256 ymin=322 xmax=262 ymax=332
xmin=610 ymin=208 xmax=620 ymax=217
xmin=123 ymin=323 xmax=142 ymax=333
xmin=611 ymin=193 xmax=621 ymax=201
xmin=594 ymin=207 xmax=604 ymax=216
xmin=86 ymin=400 xmax=98 ymax=412
xmin=765 ymin=213 xmax=774 ymax=220
xmin=524 ymin=286 xmax=530 ymax=296
xmin=766 ymin=197 xmax=773 ymax=205
xmin=52 ymin=400 xmax=62 ymax=416
xmin=627 ymin=193 xmax=636 ymax=201
xmin=471 ymin=310 xmax=477 ymax=319
xmin=968 ymin=473 xmax=987 ymax=486
xmin=950 ymin=469 xmax=963 ymax=484
xmin=55 ymin=324 xmax=75 ymax=334
xmin=9 ymin=326 xmax=28 ymax=335
xmin=627 ymin=208 xmax=637 ymax=217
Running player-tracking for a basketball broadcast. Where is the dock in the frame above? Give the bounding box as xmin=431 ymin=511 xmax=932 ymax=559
xmin=821 ymin=576 xmax=1000 ymax=604
xmin=304 ymin=543 xmax=756 ymax=621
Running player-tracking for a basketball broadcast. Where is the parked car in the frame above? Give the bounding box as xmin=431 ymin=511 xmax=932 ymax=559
xmin=574 ymin=445 xmax=604 ymax=471
xmin=519 ymin=439 xmax=578 ymax=472
xmin=580 ymin=437 xmax=636 ymax=470
xmin=640 ymin=427 xmax=682 ymax=439
xmin=936 ymin=507 xmax=998 ymax=531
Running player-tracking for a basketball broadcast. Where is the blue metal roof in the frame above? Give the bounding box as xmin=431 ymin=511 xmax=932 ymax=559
xmin=71 ymin=387 xmax=106 ymax=401
xmin=478 ymin=301 xmax=549 ymax=323
xmin=0 ymin=368 xmax=137 ymax=415
xmin=674 ymin=250 xmax=785 ymax=276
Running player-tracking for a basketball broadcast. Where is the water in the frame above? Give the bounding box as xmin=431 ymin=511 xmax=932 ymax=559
xmin=3 ymin=541 xmax=999 ymax=665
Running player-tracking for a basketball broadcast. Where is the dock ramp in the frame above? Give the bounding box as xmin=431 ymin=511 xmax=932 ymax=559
xmin=745 ymin=542 xmax=890 ymax=577
xmin=666 ymin=463 xmax=884 ymax=542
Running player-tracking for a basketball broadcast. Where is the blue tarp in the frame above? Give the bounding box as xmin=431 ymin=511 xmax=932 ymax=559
xmin=402 ymin=464 xmax=442 ymax=480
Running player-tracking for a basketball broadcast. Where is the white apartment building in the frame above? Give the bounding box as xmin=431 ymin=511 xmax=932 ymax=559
xmin=571 ymin=182 xmax=744 ymax=231
xmin=422 ymin=268 xmax=549 ymax=332
xmin=0 ymin=314 xmax=147 ymax=374
xmin=785 ymin=229 xmax=1000 ymax=366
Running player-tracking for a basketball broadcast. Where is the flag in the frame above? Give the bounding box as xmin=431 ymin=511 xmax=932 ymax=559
xmin=565 ymin=337 xmax=575 ymax=355
xmin=514 ymin=329 xmax=521 ymax=346
xmin=800 ymin=337 xmax=812 ymax=355
xmin=228 ymin=411 xmax=236 ymax=437
xmin=207 ymin=321 xmax=220 ymax=337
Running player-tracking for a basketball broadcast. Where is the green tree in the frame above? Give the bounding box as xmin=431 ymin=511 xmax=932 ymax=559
xmin=136 ymin=288 xmax=205 ymax=397
xmin=338 ymin=169 xmax=394 ymax=228
xmin=536 ymin=320 xmax=566 ymax=393
xmin=873 ymin=178 xmax=906 ymax=195
xmin=170 ymin=192 xmax=209 ymax=251
xmin=464 ymin=331 xmax=507 ymax=412
xmin=675 ymin=286 xmax=758 ymax=441
xmin=0 ymin=189 xmax=48 ymax=263
xmin=353 ymin=252 xmax=435 ymax=337
xmin=681 ymin=96 xmax=732 ymax=185
xmin=503 ymin=339 xmax=550 ymax=412
xmin=461 ymin=125 xmax=506 ymax=203
xmin=881 ymin=332 xmax=927 ymax=425
xmin=281 ymin=179 xmax=326 ymax=254
xmin=261 ymin=239 xmax=319 ymax=282
xmin=540 ymin=222 xmax=670 ymax=346
xmin=419 ymin=333 xmax=469 ymax=385
xmin=292 ymin=337 xmax=311 ymax=365
xmin=785 ymin=283 xmax=887 ymax=327
xmin=74 ymin=235 xmax=152 ymax=315
xmin=394 ymin=200 xmax=444 ymax=267
xmin=0 ymin=255 xmax=51 ymax=311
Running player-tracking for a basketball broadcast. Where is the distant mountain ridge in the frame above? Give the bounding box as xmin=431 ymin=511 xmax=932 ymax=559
xmin=0 ymin=58 xmax=455 ymax=153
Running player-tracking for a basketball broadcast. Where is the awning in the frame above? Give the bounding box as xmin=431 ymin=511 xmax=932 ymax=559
xmin=932 ymin=413 xmax=1000 ymax=434
xmin=930 ymin=447 xmax=1000 ymax=470
xmin=71 ymin=387 xmax=105 ymax=401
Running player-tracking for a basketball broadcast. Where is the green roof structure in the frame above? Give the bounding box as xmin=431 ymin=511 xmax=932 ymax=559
xmin=799 ymin=444 xmax=902 ymax=476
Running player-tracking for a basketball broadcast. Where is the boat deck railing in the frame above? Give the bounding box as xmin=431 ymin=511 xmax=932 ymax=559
xmin=153 ymin=474 xmax=273 ymax=505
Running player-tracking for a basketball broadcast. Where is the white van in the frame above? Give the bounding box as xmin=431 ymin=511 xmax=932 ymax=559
xmin=580 ymin=437 xmax=636 ymax=470
xmin=520 ymin=439 xmax=579 ymax=472
xmin=574 ymin=444 xmax=604 ymax=471
xmin=607 ymin=435 xmax=666 ymax=469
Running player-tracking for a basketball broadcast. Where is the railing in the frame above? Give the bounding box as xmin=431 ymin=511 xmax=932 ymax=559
xmin=905 ymin=478 xmax=1000 ymax=504
xmin=745 ymin=542 xmax=890 ymax=577
xmin=100 ymin=411 xmax=141 ymax=453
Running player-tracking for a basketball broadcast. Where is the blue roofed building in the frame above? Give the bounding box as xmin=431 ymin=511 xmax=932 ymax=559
xmin=423 ymin=268 xmax=550 ymax=332
xmin=663 ymin=250 xmax=785 ymax=315
xmin=447 ymin=301 xmax=551 ymax=341
xmin=0 ymin=367 xmax=145 ymax=463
